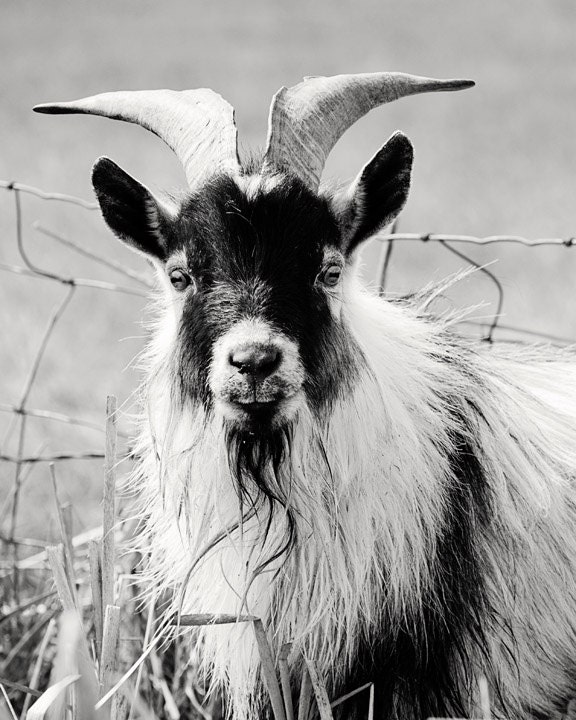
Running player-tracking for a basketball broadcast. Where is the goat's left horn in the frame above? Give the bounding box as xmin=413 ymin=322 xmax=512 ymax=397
xmin=262 ymin=72 xmax=475 ymax=191
xmin=34 ymin=88 xmax=240 ymax=188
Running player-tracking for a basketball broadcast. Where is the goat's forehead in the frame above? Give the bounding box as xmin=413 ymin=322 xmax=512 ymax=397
xmin=234 ymin=173 xmax=284 ymax=199
xmin=165 ymin=173 xmax=341 ymax=268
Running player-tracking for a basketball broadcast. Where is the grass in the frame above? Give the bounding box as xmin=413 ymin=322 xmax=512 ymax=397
xmin=2 ymin=1 xmax=576 ymax=534
xmin=0 ymin=398 xmax=369 ymax=719
xmin=0 ymin=395 xmax=207 ymax=720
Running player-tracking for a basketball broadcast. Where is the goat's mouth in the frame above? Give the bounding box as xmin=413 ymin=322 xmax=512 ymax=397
xmin=234 ymin=399 xmax=279 ymax=411
xmin=216 ymin=393 xmax=302 ymax=431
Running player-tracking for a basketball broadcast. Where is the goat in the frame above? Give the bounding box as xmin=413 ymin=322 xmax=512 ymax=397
xmin=36 ymin=73 xmax=576 ymax=720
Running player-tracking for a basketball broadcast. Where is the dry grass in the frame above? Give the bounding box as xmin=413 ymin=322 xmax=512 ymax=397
xmin=0 ymin=396 xmax=236 ymax=720
xmin=0 ymin=397 xmax=370 ymax=719
xmin=2 ymin=0 xmax=576 ymax=541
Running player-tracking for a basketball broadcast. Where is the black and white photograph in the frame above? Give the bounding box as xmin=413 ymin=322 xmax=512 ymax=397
xmin=1 ymin=2 xmax=575 ymax=719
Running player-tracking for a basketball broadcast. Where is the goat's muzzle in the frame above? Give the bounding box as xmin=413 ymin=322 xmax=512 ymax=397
xmin=209 ymin=320 xmax=305 ymax=431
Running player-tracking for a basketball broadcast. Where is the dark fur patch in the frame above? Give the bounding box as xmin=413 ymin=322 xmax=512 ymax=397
xmin=92 ymin=157 xmax=170 ymax=259
xmin=169 ymin=174 xmax=359 ymax=415
xmin=225 ymin=425 xmax=297 ymax=576
xmin=344 ymin=132 xmax=413 ymax=256
xmin=330 ymin=411 xmax=496 ymax=720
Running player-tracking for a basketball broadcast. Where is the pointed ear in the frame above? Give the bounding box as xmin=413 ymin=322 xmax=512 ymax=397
xmin=336 ymin=132 xmax=413 ymax=255
xmin=92 ymin=157 xmax=174 ymax=260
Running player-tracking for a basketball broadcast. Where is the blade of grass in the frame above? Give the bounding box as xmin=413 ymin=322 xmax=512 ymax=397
xmin=297 ymin=665 xmax=312 ymax=720
xmin=368 ymin=683 xmax=374 ymax=720
xmin=128 ymin=600 xmax=155 ymax=720
xmin=0 ymin=679 xmax=41 ymax=699
xmin=118 ymin=683 xmax=156 ymax=720
xmin=0 ymin=609 xmax=57 ymax=672
xmin=279 ymin=643 xmax=294 ymax=720
xmin=89 ymin=540 xmax=104 ymax=663
xmin=46 ymin=544 xmax=75 ymax=611
xmin=49 ymin=465 xmax=77 ymax=602
xmin=102 ymin=396 xmax=117 ymax=613
xmin=20 ymin=617 xmax=57 ymax=719
xmin=330 ymin=682 xmax=372 ymax=709
xmin=15 ymin=526 xmax=102 ymax=571
xmin=0 ymin=590 xmax=56 ymax=626
xmin=176 ymin=613 xmax=256 ymax=626
xmin=95 ymin=635 xmax=163 ymax=711
xmin=61 ymin=504 xmax=74 ymax=561
xmin=99 ymin=605 xmax=121 ymax=704
xmin=0 ymin=684 xmax=18 ymax=720
xmin=252 ymin=619 xmax=286 ymax=720
xmin=47 ymin=553 xmax=98 ymax=713
xmin=184 ymin=686 xmax=212 ymax=720
xmin=26 ymin=675 xmax=80 ymax=720
xmin=304 ymin=659 xmax=333 ymax=720
xmin=149 ymin=651 xmax=180 ymax=720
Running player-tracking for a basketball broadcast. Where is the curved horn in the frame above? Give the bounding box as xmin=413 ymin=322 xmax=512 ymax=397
xmin=34 ymin=88 xmax=240 ymax=188
xmin=262 ymin=72 xmax=475 ymax=190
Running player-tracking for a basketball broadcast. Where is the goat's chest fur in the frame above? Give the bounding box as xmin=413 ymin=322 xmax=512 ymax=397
xmin=130 ymin=282 xmax=576 ymax=720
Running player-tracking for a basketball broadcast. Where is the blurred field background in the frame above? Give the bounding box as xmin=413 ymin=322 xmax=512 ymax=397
xmin=1 ymin=0 xmax=575 ymax=544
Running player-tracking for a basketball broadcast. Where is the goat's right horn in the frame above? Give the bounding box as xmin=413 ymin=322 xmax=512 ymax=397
xmin=34 ymin=88 xmax=240 ymax=189
xmin=262 ymin=72 xmax=475 ymax=191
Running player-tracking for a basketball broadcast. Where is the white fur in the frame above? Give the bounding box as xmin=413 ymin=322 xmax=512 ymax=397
xmin=127 ymin=260 xmax=576 ymax=720
xmin=235 ymin=174 xmax=283 ymax=200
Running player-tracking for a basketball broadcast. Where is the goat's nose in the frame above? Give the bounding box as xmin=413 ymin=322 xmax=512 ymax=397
xmin=229 ymin=345 xmax=281 ymax=380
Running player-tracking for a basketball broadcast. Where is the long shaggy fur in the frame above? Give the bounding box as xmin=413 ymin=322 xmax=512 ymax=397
xmin=127 ymin=263 xmax=576 ymax=720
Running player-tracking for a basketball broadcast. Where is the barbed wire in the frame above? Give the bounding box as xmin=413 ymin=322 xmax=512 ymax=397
xmin=374 ymin=227 xmax=576 ymax=344
xmin=374 ymin=231 xmax=576 ymax=248
xmin=0 ymin=179 xmax=98 ymax=209
xmin=0 ymin=178 xmax=574 ymax=595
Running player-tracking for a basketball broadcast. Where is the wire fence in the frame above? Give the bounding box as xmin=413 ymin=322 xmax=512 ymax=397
xmin=1 ymin=177 xmax=575 ymax=719
xmin=1 ymin=178 xmax=575 ymax=576
xmin=0 ymin=181 xmax=149 ymax=589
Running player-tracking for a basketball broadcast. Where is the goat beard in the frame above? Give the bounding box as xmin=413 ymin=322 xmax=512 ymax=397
xmin=224 ymin=423 xmax=298 ymax=573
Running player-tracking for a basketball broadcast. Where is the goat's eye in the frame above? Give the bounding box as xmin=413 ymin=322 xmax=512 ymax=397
xmin=169 ymin=268 xmax=193 ymax=292
xmin=318 ymin=264 xmax=342 ymax=287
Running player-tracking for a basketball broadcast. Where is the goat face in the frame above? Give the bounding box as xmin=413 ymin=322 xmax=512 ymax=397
xmin=92 ymin=132 xmax=413 ymax=435
xmin=165 ymin=173 xmax=352 ymax=433
xmin=190 ymin=177 xmax=351 ymax=433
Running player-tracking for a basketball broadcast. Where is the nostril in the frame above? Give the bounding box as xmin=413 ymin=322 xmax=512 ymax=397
xmin=229 ymin=345 xmax=281 ymax=379
xmin=257 ymin=348 xmax=281 ymax=377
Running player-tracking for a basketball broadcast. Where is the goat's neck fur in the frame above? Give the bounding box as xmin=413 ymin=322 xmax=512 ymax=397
xmin=130 ymin=266 xmax=576 ymax=720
